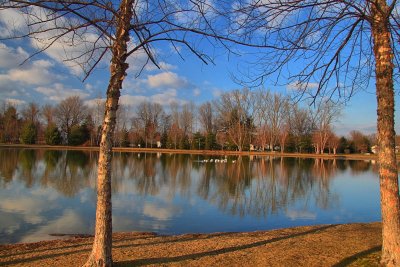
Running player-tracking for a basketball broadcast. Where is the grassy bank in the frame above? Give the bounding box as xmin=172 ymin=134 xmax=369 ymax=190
xmin=0 ymin=222 xmax=382 ymax=266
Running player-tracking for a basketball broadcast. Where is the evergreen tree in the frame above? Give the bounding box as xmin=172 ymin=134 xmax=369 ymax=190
xmin=45 ymin=124 xmax=62 ymax=145
xmin=20 ymin=122 xmax=37 ymax=144
xmin=68 ymin=124 xmax=90 ymax=146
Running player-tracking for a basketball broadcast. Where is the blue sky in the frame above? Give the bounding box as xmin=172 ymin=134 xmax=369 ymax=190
xmin=0 ymin=5 xmax=399 ymax=137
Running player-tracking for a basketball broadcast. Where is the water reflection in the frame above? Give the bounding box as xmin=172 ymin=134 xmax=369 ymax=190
xmin=0 ymin=149 xmax=381 ymax=244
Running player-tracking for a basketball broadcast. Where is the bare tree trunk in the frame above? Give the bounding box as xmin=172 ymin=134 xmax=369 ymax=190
xmin=372 ymin=2 xmax=400 ymax=266
xmin=83 ymin=1 xmax=133 ymax=266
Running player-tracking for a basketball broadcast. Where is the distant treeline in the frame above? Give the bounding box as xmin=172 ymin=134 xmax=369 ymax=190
xmin=1 ymin=88 xmax=397 ymax=154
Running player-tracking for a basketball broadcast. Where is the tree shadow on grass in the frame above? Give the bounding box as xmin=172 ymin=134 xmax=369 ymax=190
xmin=0 ymin=234 xmax=158 ymax=265
xmin=0 ymin=232 xmax=236 ymax=265
xmin=332 ymin=246 xmax=381 ymax=267
xmin=114 ymin=232 xmax=238 ymax=250
xmin=115 ymin=224 xmax=338 ymax=266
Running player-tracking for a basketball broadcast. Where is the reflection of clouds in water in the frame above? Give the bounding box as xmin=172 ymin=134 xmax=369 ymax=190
xmin=0 ymin=197 xmax=49 ymax=224
xmin=112 ymin=215 xmax=167 ymax=232
xmin=79 ymin=188 xmax=96 ymax=204
xmin=0 ymin=210 xmax=22 ymax=234
xmin=286 ymin=210 xmax=317 ymax=220
xmin=0 ymin=179 xmax=90 ymax=243
xmin=143 ymin=203 xmax=177 ymax=220
xmin=30 ymin=186 xmax=60 ymax=201
xmin=33 ymin=160 xmax=46 ymax=179
xmin=20 ymin=209 xmax=88 ymax=243
xmin=112 ymin=201 xmax=181 ymax=233
xmin=113 ymin=197 xmax=180 ymax=220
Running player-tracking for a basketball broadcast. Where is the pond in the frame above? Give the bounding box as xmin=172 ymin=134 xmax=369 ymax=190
xmin=0 ymin=148 xmax=383 ymax=244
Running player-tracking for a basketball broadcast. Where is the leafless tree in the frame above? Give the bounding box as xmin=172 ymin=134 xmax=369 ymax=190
xmin=180 ymin=102 xmax=195 ymax=146
xmin=350 ymin=130 xmax=371 ymax=154
xmin=327 ymin=131 xmax=340 ymax=155
xmin=231 ymin=1 xmax=400 ymax=263
xmin=54 ymin=96 xmax=87 ymax=143
xmin=114 ymin=104 xmax=129 ymax=147
xmin=265 ymin=93 xmax=289 ymax=151
xmin=198 ymin=101 xmax=214 ymax=134
xmin=135 ymin=101 xmax=163 ymax=148
xmin=288 ymin=103 xmax=313 ymax=153
xmin=21 ymin=102 xmax=40 ymax=124
xmin=278 ymin=123 xmax=290 ymax=153
xmin=311 ymin=101 xmax=341 ymax=154
xmin=253 ymin=89 xmax=270 ymax=150
xmin=41 ymin=104 xmax=55 ymax=127
xmin=214 ymin=88 xmax=256 ymax=151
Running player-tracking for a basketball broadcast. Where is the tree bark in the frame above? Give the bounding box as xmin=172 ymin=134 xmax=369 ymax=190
xmin=83 ymin=0 xmax=133 ymax=266
xmin=371 ymin=1 xmax=400 ymax=266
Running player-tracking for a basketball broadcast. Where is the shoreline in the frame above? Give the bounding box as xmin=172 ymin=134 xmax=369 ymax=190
xmin=0 ymin=222 xmax=382 ymax=266
xmin=0 ymin=143 xmax=395 ymax=162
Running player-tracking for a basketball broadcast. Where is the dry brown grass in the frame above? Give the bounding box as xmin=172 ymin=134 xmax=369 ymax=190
xmin=0 ymin=223 xmax=382 ymax=267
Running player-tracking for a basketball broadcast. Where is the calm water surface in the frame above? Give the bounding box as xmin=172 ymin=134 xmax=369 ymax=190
xmin=0 ymin=148 xmax=383 ymax=244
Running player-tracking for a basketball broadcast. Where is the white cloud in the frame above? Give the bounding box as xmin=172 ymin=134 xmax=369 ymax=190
xmin=158 ymin=62 xmax=177 ymax=71
xmin=174 ymin=0 xmax=216 ymax=26
xmin=212 ymin=88 xmax=223 ymax=97
xmin=0 ymin=7 xmax=109 ymax=76
xmin=119 ymin=94 xmax=148 ymax=107
xmin=150 ymin=89 xmax=187 ymax=106
xmin=118 ymin=89 xmax=187 ymax=109
xmin=35 ymin=83 xmax=89 ymax=102
xmin=0 ymin=9 xmax=28 ymax=38
xmin=0 ymin=43 xmax=58 ymax=87
xmin=287 ymin=81 xmax=319 ymax=91
xmin=193 ymin=88 xmax=201 ymax=96
xmin=0 ymin=42 xmax=28 ymax=68
xmin=4 ymin=98 xmax=27 ymax=106
xmin=84 ymin=97 xmax=106 ymax=108
xmin=7 ymin=59 xmax=57 ymax=85
xmin=125 ymin=48 xmax=177 ymax=74
xmin=147 ymin=71 xmax=189 ymax=89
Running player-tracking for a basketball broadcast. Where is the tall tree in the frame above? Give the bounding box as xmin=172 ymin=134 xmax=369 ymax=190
xmin=231 ymin=1 xmax=400 ymax=264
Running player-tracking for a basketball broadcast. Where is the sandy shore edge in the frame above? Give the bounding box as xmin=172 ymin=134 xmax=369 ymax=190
xmin=1 ymin=143 xmax=395 ymax=162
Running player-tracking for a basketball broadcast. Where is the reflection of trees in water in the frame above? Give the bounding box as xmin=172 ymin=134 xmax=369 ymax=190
xmin=134 ymin=153 xmax=160 ymax=196
xmin=0 ymin=149 xmax=95 ymax=197
xmin=162 ymin=154 xmax=192 ymax=198
xmin=40 ymin=150 xmax=94 ymax=197
xmin=348 ymin=160 xmax=374 ymax=175
xmin=195 ymin=157 xmax=340 ymax=218
xmin=311 ymin=158 xmax=339 ymax=210
xmin=110 ymin=153 xmax=194 ymax=198
xmin=0 ymin=149 xmax=20 ymax=185
xmin=19 ymin=149 xmax=36 ymax=188
xmin=0 ymin=150 xmax=384 ymax=217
